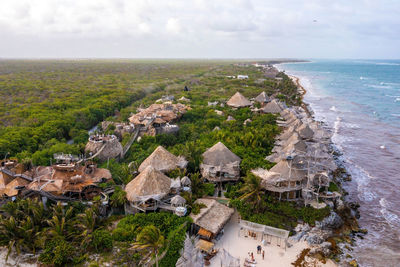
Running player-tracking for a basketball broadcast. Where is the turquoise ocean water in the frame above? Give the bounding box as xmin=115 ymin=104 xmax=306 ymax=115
xmin=277 ymin=60 xmax=400 ymax=267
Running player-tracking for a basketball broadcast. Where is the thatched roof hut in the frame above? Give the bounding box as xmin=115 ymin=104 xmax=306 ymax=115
xmin=269 ymin=160 xmax=307 ymax=182
xmin=227 ymin=92 xmax=251 ymax=108
xmin=190 ymin=198 xmax=234 ymax=236
xmin=85 ymin=135 xmax=123 ymax=162
xmin=202 ymin=142 xmax=241 ymax=166
xmin=297 ymin=124 xmax=314 ymax=140
xmin=261 ymin=99 xmax=283 ymax=114
xmin=200 ymin=142 xmax=241 ymax=182
xmin=171 ymin=195 xmax=186 ymax=206
xmin=255 ymin=91 xmax=269 ymax=103
xmin=138 ymin=146 xmax=188 ymax=173
xmin=125 ymin=166 xmax=171 ymax=202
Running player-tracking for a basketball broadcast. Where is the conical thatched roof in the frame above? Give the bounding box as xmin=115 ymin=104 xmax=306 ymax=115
xmin=171 ymin=195 xmax=186 ymax=206
xmin=125 ymin=166 xmax=171 ymax=202
xmin=202 ymin=142 xmax=241 ymax=166
xmin=297 ymin=124 xmax=314 ymax=140
xmin=269 ymin=160 xmax=307 ymax=181
xmin=138 ymin=146 xmax=188 ymax=173
xmin=262 ymin=99 xmax=283 ymax=114
xmin=227 ymin=92 xmax=251 ymax=108
xmin=255 ymin=91 xmax=269 ymax=103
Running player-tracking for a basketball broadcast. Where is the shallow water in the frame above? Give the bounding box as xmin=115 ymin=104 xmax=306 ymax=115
xmin=277 ymin=60 xmax=400 ymax=267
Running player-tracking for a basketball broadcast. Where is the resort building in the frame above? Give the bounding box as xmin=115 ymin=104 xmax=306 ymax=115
xmin=85 ymin=134 xmax=123 ymax=162
xmin=252 ymin=159 xmax=307 ymax=201
xmin=125 ymin=165 xmax=172 ymax=212
xmin=128 ymin=103 xmax=189 ymax=136
xmin=254 ymin=91 xmax=269 ymax=105
xmin=237 ymin=75 xmax=249 ymax=79
xmin=261 ymin=99 xmax=284 ymax=114
xmin=138 ymin=146 xmax=188 ymax=173
xmin=226 ymin=92 xmax=252 ymax=108
xmin=0 ymin=157 xmax=112 ymax=202
xmin=190 ymin=198 xmax=234 ymax=240
xmin=200 ymin=142 xmax=241 ymax=183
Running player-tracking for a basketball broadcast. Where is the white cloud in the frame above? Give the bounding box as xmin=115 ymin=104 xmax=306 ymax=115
xmin=0 ymin=0 xmax=399 ymax=58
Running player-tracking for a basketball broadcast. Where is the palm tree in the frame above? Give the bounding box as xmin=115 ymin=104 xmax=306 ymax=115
xmin=76 ymin=207 xmax=99 ymax=248
xmin=131 ymin=225 xmax=165 ymax=267
xmin=238 ymin=173 xmax=265 ymax=212
xmin=46 ymin=203 xmax=74 ymax=240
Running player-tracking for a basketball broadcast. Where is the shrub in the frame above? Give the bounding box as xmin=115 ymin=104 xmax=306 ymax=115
xmin=39 ymin=238 xmax=75 ymax=266
xmin=91 ymin=229 xmax=113 ymax=252
xmin=203 ymin=183 xmax=215 ymax=196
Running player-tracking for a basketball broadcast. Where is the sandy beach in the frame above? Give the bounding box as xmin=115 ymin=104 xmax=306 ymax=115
xmin=210 ymin=213 xmax=337 ymax=267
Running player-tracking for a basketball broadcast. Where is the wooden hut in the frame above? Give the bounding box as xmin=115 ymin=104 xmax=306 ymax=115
xmin=138 ymin=146 xmax=188 ymax=173
xmin=200 ymin=142 xmax=241 ymax=183
xmin=190 ymin=198 xmax=234 ymax=240
xmin=227 ymin=92 xmax=251 ymax=108
xmin=125 ymin=166 xmax=172 ymax=212
xmin=261 ymin=99 xmax=283 ymax=114
xmin=252 ymin=159 xmax=307 ymax=201
xmin=255 ymin=91 xmax=269 ymax=104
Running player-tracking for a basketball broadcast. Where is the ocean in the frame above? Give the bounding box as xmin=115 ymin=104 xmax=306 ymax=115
xmin=277 ymin=60 xmax=400 ymax=267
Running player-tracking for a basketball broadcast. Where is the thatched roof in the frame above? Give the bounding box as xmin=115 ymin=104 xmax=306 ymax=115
xmin=297 ymin=124 xmax=314 ymax=140
xmin=255 ymin=91 xmax=269 ymax=103
xmin=138 ymin=146 xmax=188 ymax=173
xmin=125 ymin=166 xmax=171 ymax=202
xmin=269 ymin=160 xmax=307 ymax=181
xmin=202 ymin=142 xmax=241 ymax=166
xmin=262 ymin=99 xmax=283 ymax=114
xmin=171 ymin=195 xmax=186 ymax=206
xmin=190 ymin=198 xmax=234 ymax=235
xmin=129 ymin=103 xmax=189 ymax=125
xmin=227 ymin=92 xmax=251 ymax=108
xmin=3 ymin=177 xmax=29 ymax=197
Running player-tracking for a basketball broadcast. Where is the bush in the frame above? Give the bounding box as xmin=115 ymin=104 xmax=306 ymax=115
xmin=192 ymin=203 xmax=207 ymax=215
xmin=91 ymin=229 xmax=113 ymax=252
xmin=39 ymin=238 xmax=76 ymax=266
xmin=203 ymin=183 xmax=215 ymax=196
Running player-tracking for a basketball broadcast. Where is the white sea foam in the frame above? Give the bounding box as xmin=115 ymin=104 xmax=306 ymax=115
xmin=379 ymin=198 xmax=400 ymax=228
xmin=329 ymin=106 xmax=337 ymax=111
xmin=376 ymin=62 xmax=400 ymax=66
xmin=395 ymin=98 xmax=400 ymax=102
xmin=367 ymin=84 xmax=392 ymax=89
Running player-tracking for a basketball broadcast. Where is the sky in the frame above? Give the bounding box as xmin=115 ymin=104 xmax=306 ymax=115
xmin=0 ymin=0 xmax=400 ymax=59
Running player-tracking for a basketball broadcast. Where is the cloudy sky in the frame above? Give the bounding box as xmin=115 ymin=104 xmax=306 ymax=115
xmin=1 ymin=0 xmax=399 ymax=59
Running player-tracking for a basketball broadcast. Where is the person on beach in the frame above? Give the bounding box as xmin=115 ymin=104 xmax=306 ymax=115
xmin=262 ymin=250 xmax=265 ymax=260
xmin=251 ymin=252 xmax=254 ymax=261
xmin=257 ymin=245 xmax=261 ymax=254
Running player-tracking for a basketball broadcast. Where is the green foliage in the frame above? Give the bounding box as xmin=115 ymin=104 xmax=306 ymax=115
xmin=191 ymin=203 xmax=207 ymax=215
xmin=328 ymin=182 xmax=340 ymax=192
xmin=91 ymin=229 xmax=113 ymax=252
xmin=38 ymin=238 xmax=76 ymax=266
xmin=110 ymin=186 xmax=127 ymax=208
xmin=203 ymin=183 xmax=215 ymax=196
xmin=231 ymin=198 xmax=331 ymax=230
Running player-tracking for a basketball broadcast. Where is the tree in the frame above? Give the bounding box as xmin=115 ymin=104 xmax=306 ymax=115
xmin=131 ymin=225 xmax=165 ymax=267
xmin=45 ymin=202 xmax=74 ymax=240
xmin=238 ymin=173 xmax=265 ymax=212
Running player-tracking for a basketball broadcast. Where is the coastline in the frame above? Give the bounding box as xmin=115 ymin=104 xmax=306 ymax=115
xmin=273 ymin=64 xmax=364 ymax=266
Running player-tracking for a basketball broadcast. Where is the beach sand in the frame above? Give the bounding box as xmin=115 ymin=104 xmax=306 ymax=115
xmin=0 ymin=248 xmax=37 ymax=267
xmin=210 ymin=212 xmax=337 ymax=267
